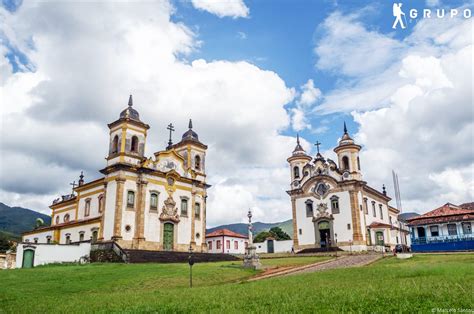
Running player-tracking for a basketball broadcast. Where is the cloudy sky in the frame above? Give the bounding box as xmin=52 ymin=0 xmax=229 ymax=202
xmin=0 ymin=0 xmax=472 ymax=227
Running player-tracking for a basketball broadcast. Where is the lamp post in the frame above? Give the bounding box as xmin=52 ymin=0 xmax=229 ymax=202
xmin=188 ymin=244 xmax=194 ymax=288
xmin=243 ymin=209 xmax=261 ymax=269
xmin=349 ymin=239 xmax=353 ymax=255
xmin=335 ymin=233 xmax=338 ymax=258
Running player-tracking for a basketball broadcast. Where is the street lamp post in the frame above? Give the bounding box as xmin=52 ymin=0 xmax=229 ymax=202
xmin=335 ymin=233 xmax=338 ymax=258
xmin=188 ymin=244 xmax=194 ymax=288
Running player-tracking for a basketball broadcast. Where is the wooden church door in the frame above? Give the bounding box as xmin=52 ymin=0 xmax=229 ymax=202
xmin=163 ymin=223 xmax=174 ymax=251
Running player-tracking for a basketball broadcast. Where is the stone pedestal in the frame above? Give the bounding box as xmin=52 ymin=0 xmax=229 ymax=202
xmin=243 ymin=245 xmax=261 ymax=269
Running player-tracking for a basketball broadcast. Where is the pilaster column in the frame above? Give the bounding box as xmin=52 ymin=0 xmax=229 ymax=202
xmin=349 ymin=191 xmax=363 ymax=242
xmin=291 ymin=197 xmax=299 ymax=248
xmin=112 ymin=177 xmax=126 ymax=240
xmin=201 ymin=194 xmax=208 ymax=252
xmin=98 ymin=182 xmax=108 ymax=241
xmin=190 ymin=190 xmax=196 ymax=246
xmin=133 ymin=178 xmax=148 ymax=248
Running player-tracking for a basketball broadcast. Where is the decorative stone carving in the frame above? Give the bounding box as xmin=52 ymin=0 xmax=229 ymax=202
xmin=159 ymin=196 xmax=180 ymax=223
xmin=313 ymin=203 xmax=333 ymax=220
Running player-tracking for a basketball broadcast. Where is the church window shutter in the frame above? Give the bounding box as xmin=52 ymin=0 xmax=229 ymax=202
xmin=379 ymin=204 xmax=384 ymax=219
xmin=139 ymin=143 xmax=145 ymax=156
xmin=305 ymin=199 xmax=313 ymax=217
xmin=130 ymin=136 xmax=139 ymax=152
xmin=372 ymin=201 xmax=376 ymax=217
xmin=180 ymin=198 xmax=188 ymax=216
xmin=127 ymin=191 xmax=135 ymax=208
xmin=150 ymin=192 xmax=159 ymax=210
xmin=84 ymin=199 xmax=91 ymax=217
xmin=195 ymin=202 xmax=201 ymax=219
xmin=330 ymin=196 xmax=340 ymax=214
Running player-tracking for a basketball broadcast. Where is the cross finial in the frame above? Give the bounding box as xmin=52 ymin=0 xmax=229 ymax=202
xmin=166 ymin=123 xmax=175 ymax=149
xmin=128 ymin=94 xmax=133 ymax=107
xmin=188 ymin=119 xmax=193 ymax=129
xmin=314 ymin=141 xmax=321 ymax=154
xmin=69 ymin=180 xmax=78 ymax=194
xmin=343 ymin=121 xmax=348 ymax=134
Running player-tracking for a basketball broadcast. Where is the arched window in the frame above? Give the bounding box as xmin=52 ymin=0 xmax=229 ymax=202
xmin=150 ymin=192 xmax=158 ymax=210
xmin=112 ymin=135 xmax=119 ymax=154
xmin=55 ymin=216 xmax=60 ymax=225
xmin=357 ymin=156 xmax=361 ymax=170
xmin=65 ymin=233 xmax=71 ymax=244
xmin=64 ymin=214 xmax=70 ymax=223
xmin=98 ymin=194 xmax=104 ymax=213
xmin=195 ymin=155 xmax=201 ymax=171
xmin=127 ymin=191 xmax=135 ymax=208
xmin=305 ymin=199 xmax=313 ymax=217
xmin=84 ymin=199 xmax=91 ymax=217
xmin=131 ymin=136 xmax=139 ymax=152
xmin=342 ymin=156 xmax=350 ymax=171
xmin=79 ymin=232 xmax=85 ymax=242
xmin=293 ymin=166 xmax=300 ymax=178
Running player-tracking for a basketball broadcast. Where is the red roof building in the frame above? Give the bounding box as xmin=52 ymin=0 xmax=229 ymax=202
xmin=206 ymin=229 xmax=248 ymax=254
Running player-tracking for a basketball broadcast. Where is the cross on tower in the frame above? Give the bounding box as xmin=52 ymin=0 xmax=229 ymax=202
xmin=69 ymin=180 xmax=78 ymax=194
xmin=167 ymin=123 xmax=175 ymax=149
xmin=314 ymin=141 xmax=322 ymax=154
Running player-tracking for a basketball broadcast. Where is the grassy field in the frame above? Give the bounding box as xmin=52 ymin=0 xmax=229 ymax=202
xmin=0 ymin=254 xmax=472 ymax=313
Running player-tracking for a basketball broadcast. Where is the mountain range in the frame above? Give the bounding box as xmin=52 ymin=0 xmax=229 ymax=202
xmin=0 ymin=202 xmax=51 ymax=240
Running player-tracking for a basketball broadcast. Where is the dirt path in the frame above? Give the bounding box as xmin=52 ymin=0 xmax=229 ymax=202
xmin=249 ymin=254 xmax=382 ymax=281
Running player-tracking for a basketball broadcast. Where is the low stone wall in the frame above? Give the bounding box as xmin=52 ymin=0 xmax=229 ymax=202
xmin=125 ymin=250 xmax=240 ymax=263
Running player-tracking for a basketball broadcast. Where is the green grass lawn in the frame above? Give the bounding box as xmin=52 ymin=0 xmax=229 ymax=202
xmin=0 ymin=254 xmax=472 ymax=313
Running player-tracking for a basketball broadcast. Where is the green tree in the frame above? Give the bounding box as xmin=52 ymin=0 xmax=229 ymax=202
xmin=253 ymin=227 xmax=291 ymax=243
xmin=269 ymin=227 xmax=291 ymax=240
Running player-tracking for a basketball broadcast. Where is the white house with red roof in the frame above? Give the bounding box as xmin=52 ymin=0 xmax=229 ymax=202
xmin=206 ymin=229 xmax=248 ymax=254
xmin=407 ymin=202 xmax=474 ymax=252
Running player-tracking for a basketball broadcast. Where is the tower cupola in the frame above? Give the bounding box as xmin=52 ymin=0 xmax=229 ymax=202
xmin=334 ymin=122 xmax=362 ymax=180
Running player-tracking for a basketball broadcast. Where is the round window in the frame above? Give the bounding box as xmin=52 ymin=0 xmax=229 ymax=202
xmin=125 ymin=225 xmax=132 ymax=232
xmin=196 ymin=233 xmax=200 ymax=239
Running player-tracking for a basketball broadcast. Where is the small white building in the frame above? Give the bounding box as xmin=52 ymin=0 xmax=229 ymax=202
xmin=206 ymin=229 xmax=248 ymax=254
xmin=255 ymin=238 xmax=293 ymax=254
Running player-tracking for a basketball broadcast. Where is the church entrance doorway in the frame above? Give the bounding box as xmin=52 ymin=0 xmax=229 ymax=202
xmin=267 ymin=240 xmax=274 ymax=253
xmin=163 ymin=223 xmax=174 ymax=251
xmin=22 ymin=249 xmax=35 ymax=268
xmin=318 ymin=221 xmax=331 ymax=248
xmin=376 ymin=231 xmax=384 ymax=246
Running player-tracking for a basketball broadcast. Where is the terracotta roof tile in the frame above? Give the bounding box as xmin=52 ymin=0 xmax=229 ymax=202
xmin=368 ymin=222 xmax=393 ymax=229
xmin=406 ymin=202 xmax=474 ymax=226
xmin=206 ymin=228 xmax=248 ymax=239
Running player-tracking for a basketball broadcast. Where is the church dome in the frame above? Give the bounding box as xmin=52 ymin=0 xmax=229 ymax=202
xmin=120 ymin=95 xmax=140 ymax=121
xmin=182 ymin=119 xmax=199 ymax=141
xmin=292 ymin=134 xmax=308 ymax=156
xmin=338 ymin=121 xmax=355 ymax=145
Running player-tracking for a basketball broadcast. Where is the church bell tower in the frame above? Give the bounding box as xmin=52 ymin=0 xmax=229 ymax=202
xmin=106 ymin=95 xmax=150 ymax=167
xmin=333 ymin=122 xmax=362 ymax=181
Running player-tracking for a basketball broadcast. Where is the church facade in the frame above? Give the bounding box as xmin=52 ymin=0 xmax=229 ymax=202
xmin=287 ymin=125 xmax=408 ymax=252
xmin=23 ymin=96 xmax=209 ymax=252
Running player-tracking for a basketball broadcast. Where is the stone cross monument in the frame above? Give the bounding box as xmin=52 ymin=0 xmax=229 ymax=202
xmin=243 ymin=209 xmax=261 ymax=269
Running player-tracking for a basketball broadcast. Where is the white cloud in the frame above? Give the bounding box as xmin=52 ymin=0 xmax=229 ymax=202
xmin=291 ymin=79 xmax=322 ymax=131
xmin=237 ymin=31 xmax=247 ymax=39
xmin=297 ymin=79 xmax=321 ymax=107
xmin=313 ymin=9 xmax=473 ymax=213
xmin=191 ymin=0 xmax=249 ymax=19
xmin=0 ymin=1 xmax=297 ymax=225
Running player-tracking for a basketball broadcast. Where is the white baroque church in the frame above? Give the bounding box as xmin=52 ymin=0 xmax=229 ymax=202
xmin=287 ymin=124 xmax=409 ymax=252
xmin=23 ymin=96 xmax=209 ymax=252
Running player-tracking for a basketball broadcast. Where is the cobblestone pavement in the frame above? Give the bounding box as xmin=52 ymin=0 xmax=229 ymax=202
xmin=287 ymin=254 xmax=381 ymax=276
xmin=249 ymin=254 xmax=382 ymax=281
